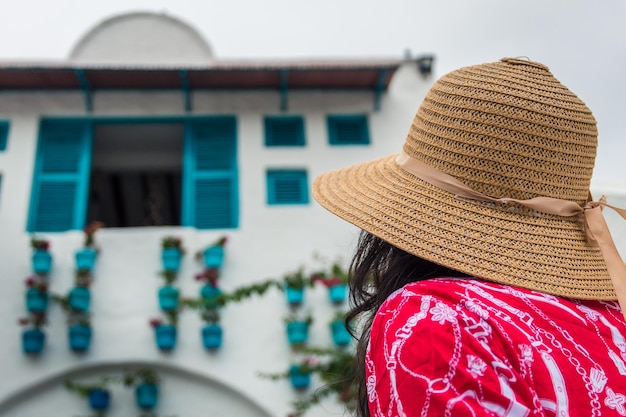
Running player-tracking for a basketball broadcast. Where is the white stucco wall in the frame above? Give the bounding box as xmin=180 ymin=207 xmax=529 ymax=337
xmin=0 ymin=61 xmax=429 ymax=417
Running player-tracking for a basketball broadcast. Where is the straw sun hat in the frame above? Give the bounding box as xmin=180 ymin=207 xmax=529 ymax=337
xmin=313 ymin=57 xmax=621 ymax=301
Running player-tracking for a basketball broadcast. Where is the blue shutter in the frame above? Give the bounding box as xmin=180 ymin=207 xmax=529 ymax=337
xmin=264 ymin=116 xmax=305 ymax=147
xmin=27 ymin=120 xmax=92 ymax=232
xmin=183 ymin=118 xmax=238 ymax=229
xmin=327 ymin=115 xmax=370 ymax=145
xmin=0 ymin=121 xmax=9 ymax=151
xmin=267 ymin=170 xmax=309 ymax=205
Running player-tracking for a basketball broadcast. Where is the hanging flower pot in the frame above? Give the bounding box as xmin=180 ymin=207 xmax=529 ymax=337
xmin=330 ymin=320 xmax=352 ymax=347
xmin=203 ymin=245 xmax=224 ymax=269
xmin=22 ymin=328 xmax=45 ymax=354
xmin=200 ymin=285 xmax=222 ymax=308
xmin=68 ymin=287 xmax=91 ymax=312
xmin=135 ymin=383 xmax=159 ymax=410
xmin=328 ymin=284 xmax=347 ymax=304
xmin=201 ymin=323 xmax=223 ymax=349
xmin=68 ymin=325 xmax=92 ymax=352
xmin=88 ymin=388 xmax=110 ymax=410
xmin=289 ymin=365 xmax=311 ymax=390
xmin=32 ymin=250 xmax=52 ymax=274
xmin=286 ymin=321 xmax=309 ymax=346
xmin=25 ymin=287 xmax=49 ymax=313
xmin=158 ymin=285 xmax=180 ymax=311
xmin=154 ymin=324 xmax=177 ymax=351
xmin=75 ymin=248 xmax=97 ymax=271
xmin=162 ymin=247 xmax=182 ymax=272
xmin=285 ymin=286 xmax=304 ymax=306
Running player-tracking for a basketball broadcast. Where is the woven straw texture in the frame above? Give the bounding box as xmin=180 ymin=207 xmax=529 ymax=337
xmin=313 ymin=58 xmax=615 ymax=300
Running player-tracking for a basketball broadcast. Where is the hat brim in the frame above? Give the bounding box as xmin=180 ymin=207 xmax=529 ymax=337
xmin=312 ymin=154 xmax=616 ymax=300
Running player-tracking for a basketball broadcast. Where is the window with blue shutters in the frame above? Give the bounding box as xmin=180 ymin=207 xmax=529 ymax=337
xmin=28 ymin=117 xmax=239 ymax=232
xmin=327 ymin=114 xmax=370 ymax=145
xmin=266 ymin=169 xmax=309 ymax=205
xmin=264 ymin=116 xmax=305 ymax=147
xmin=0 ymin=121 xmax=9 ymax=151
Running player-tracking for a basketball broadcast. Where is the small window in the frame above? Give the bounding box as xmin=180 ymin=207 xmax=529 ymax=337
xmin=0 ymin=121 xmax=9 ymax=151
xmin=266 ymin=170 xmax=309 ymax=205
xmin=264 ymin=116 xmax=305 ymax=147
xmin=327 ymin=115 xmax=370 ymax=145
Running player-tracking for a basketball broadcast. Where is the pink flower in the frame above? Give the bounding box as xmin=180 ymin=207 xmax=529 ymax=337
xmin=149 ymin=318 xmax=163 ymax=328
xmin=25 ymin=277 xmax=37 ymax=287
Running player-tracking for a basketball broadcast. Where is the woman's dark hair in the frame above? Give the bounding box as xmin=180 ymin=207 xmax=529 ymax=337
xmin=345 ymin=231 xmax=467 ymax=417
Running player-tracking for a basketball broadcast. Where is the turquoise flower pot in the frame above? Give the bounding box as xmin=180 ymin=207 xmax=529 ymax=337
xmin=330 ymin=320 xmax=352 ymax=346
xmin=286 ymin=287 xmax=304 ymax=306
xmin=328 ymin=284 xmax=347 ymax=304
xmin=155 ymin=325 xmax=177 ymax=350
xmin=22 ymin=328 xmax=45 ymax=354
xmin=289 ymin=365 xmax=311 ymax=390
xmin=158 ymin=285 xmax=180 ymax=311
xmin=69 ymin=325 xmax=92 ymax=352
xmin=200 ymin=285 xmax=222 ymax=308
xmin=26 ymin=287 xmax=48 ymax=313
xmin=32 ymin=250 xmax=52 ymax=274
xmin=68 ymin=287 xmax=91 ymax=312
xmin=162 ymin=248 xmax=182 ymax=272
xmin=75 ymin=248 xmax=97 ymax=271
xmin=201 ymin=324 xmax=223 ymax=349
xmin=203 ymin=246 xmax=224 ymax=269
xmin=88 ymin=388 xmax=110 ymax=410
xmin=135 ymin=383 xmax=159 ymax=410
xmin=286 ymin=321 xmax=309 ymax=345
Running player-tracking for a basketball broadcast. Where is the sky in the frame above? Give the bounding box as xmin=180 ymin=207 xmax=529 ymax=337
xmin=1 ymin=0 xmax=625 ymax=187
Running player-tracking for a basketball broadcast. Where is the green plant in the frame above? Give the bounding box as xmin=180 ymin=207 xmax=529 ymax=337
xmin=161 ymin=236 xmax=185 ymax=254
xmin=284 ymin=268 xmax=311 ymax=291
xmin=159 ymin=270 xmax=178 ymax=286
xmin=284 ymin=310 xmax=314 ymax=326
xmin=68 ymin=312 xmax=91 ymax=328
xmin=149 ymin=308 xmax=179 ymax=328
xmin=17 ymin=312 xmax=47 ymax=329
xmin=83 ymin=221 xmax=104 ymax=248
xmin=194 ymin=235 xmax=228 ymax=260
xmin=201 ymin=307 xmax=220 ymax=324
xmin=75 ymin=269 xmax=93 ymax=287
xmin=30 ymin=236 xmax=50 ymax=251
xmin=123 ymin=367 xmax=160 ymax=387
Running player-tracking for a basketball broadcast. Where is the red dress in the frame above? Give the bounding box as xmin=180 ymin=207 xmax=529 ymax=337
xmin=366 ymin=278 xmax=626 ymax=416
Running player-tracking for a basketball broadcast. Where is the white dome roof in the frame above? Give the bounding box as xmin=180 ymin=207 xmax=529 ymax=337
xmin=69 ymin=11 xmax=214 ymax=65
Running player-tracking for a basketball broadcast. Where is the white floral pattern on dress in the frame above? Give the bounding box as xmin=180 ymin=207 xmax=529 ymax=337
xmin=466 ymin=354 xmax=487 ymax=377
xmin=605 ymin=387 xmax=626 ymax=415
xmin=429 ymin=302 xmax=457 ymax=324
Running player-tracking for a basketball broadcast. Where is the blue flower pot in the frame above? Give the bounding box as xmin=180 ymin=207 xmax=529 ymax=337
xmin=155 ymin=325 xmax=177 ymax=351
xmin=201 ymin=324 xmax=223 ymax=349
xmin=75 ymin=248 xmax=97 ymax=271
xmin=329 ymin=284 xmax=347 ymax=304
xmin=68 ymin=287 xmax=91 ymax=312
xmin=200 ymin=285 xmax=222 ymax=308
xmin=162 ymin=248 xmax=182 ymax=272
xmin=88 ymin=388 xmax=110 ymax=410
xmin=158 ymin=285 xmax=180 ymax=311
xmin=22 ymin=328 xmax=45 ymax=354
xmin=135 ymin=383 xmax=159 ymax=410
xmin=26 ymin=287 xmax=48 ymax=313
xmin=286 ymin=321 xmax=309 ymax=345
xmin=286 ymin=287 xmax=304 ymax=306
xmin=32 ymin=250 xmax=52 ymax=274
xmin=203 ymin=246 xmax=224 ymax=269
xmin=331 ymin=320 xmax=352 ymax=346
xmin=69 ymin=325 xmax=92 ymax=352
xmin=289 ymin=365 xmax=311 ymax=390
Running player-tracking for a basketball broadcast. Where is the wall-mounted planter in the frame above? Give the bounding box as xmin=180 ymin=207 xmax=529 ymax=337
xmin=203 ymin=246 xmax=224 ymax=269
xmin=68 ymin=287 xmax=91 ymax=312
xmin=135 ymin=383 xmax=159 ymax=410
xmin=75 ymin=248 xmax=97 ymax=271
xmin=162 ymin=248 xmax=182 ymax=272
xmin=32 ymin=250 xmax=52 ymax=274
xmin=330 ymin=320 xmax=352 ymax=346
xmin=286 ymin=321 xmax=309 ymax=346
xmin=201 ymin=324 xmax=223 ymax=349
xmin=289 ymin=365 xmax=311 ymax=390
xmin=200 ymin=285 xmax=222 ymax=308
xmin=25 ymin=287 xmax=48 ymax=313
xmin=155 ymin=325 xmax=177 ymax=351
xmin=22 ymin=328 xmax=45 ymax=354
xmin=285 ymin=287 xmax=304 ymax=306
xmin=158 ymin=285 xmax=180 ymax=311
xmin=69 ymin=325 xmax=92 ymax=352
xmin=328 ymin=284 xmax=347 ymax=304
xmin=88 ymin=388 xmax=110 ymax=410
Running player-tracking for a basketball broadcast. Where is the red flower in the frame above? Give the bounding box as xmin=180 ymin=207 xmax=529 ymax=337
xmin=17 ymin=317 xmax=30 ymax=326
xmin=195 ymin=268 xmax=219 ymax=286
xmin=25 ymin=277 xmax=37 ymax=287
xmin=149 ymin=318 xmax=163 ymax=328
xmin=320 ymin=276 xmax=344 ymax=288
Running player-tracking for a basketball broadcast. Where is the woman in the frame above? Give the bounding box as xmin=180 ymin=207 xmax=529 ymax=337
xmin=313 ymin=58 xmax=626 ymax=416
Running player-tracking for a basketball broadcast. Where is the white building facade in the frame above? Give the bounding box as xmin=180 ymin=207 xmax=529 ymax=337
xmin=0 ymin=12 xmax=435 ymax=417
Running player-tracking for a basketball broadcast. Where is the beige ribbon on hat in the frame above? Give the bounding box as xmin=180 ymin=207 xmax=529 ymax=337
xmin=396 ymin=152 xmax=626 ymax=321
